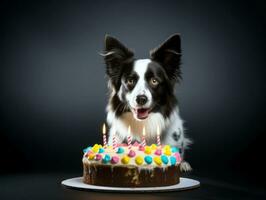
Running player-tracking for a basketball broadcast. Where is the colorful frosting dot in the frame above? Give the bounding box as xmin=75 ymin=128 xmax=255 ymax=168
xmin=154 ymin=156 xmax=162 ymax=166
xmin=155 ymin=149 xmax=162 ymax=156
xmin=170 ymin=156 xmax=176 ymax=166
xmin=128 ymin=150 xmax=136 ymax=157
xmin=111 ymin=156 xmax=119 ymax=164
xmin=135 ymin=156 xmax=144 ymax=165
xmin=138 ymin=145 xmax=145 ymax=151
xmin=161 ymin=155 xmax=169 ymax=164
xmin=144 ymin=146 xmax=152 ymax=154
xmin=102 ymin=154 xmax=111 ymax=163
xmin=164 ymin=149 xmax=172 ymax=156
xmin=88 ymin=153 xmax=95 ymax=160
xmin=98 ymin=148 xmax=105 ymax=153
xmin=121 ymin=155 xmax=130 ymax=164
xmin=133 ymin=141 xmax=139 ymax=146
xmin=95 ymin=154 xmax=102 ymax=161
xmin=117 ymin=147 xmax=124 ymax=154
xmin=171 ymin=146 xmax=179 ymax=153
xmin=85 ymin=150 xmax=93 ymax=157
xmin=144 ymin=156 xmax=153 ymax=164
xmin=174 ymin=152 xmax=182 ymax=162
xmin=164 ymin=145 xmax=171 ymax=150
xmin=151 ymin=144 xmax=157 ymax=150
xmin=92 ymin=144 xmax=100 ymax=153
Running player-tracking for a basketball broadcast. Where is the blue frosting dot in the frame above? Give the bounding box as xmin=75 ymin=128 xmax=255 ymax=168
xmin=83 ymin=146 xmax=92 ymax=153
xmin=171 ymin=147 xmax=179 ymax=153
xmin=116 ymin=147 xmax=124 ymax=154
xmin=102 ymin=154 xmax=111 ymax=163
xmin=161 ymin=155 xmax=169 ymax=164
xmin=98 ymin=148 xmax=105 ymax=153
xmin=144 ymin=156 xmax=153 ymax=164
xmin=170 ymin=156 xmax=176 ymax=166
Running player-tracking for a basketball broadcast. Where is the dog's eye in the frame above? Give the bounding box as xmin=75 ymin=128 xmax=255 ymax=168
xmin=150 ymin=78 xmax=159 ymax=86
xmin=127 ymin=78 xmax=135 ymax=86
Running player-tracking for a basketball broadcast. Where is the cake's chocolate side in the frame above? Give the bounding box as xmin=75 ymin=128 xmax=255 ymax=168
xmin=83 ymin=163 xmax=180 ymax=187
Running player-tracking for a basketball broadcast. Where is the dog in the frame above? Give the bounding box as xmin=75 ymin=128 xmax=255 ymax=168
xmin=101 ymin=34 xmax=192 ymax=170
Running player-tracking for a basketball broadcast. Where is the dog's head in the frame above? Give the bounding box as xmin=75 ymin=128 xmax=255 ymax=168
xmin=103 ymin=34 xmax=182 ymax=120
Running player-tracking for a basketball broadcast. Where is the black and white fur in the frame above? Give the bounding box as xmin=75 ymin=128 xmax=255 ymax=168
xmin=102 ymin=34 xmax=192 ymax=170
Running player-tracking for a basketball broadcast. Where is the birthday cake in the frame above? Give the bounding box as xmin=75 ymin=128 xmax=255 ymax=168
xmin=82 ymin=143 xmax=182 ymax=187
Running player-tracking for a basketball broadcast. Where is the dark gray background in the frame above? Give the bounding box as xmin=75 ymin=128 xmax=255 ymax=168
xmin=0 ymin=0 xmax=265 ymax=189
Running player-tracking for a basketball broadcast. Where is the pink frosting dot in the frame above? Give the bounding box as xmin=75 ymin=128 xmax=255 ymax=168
xmin=155 ymin=149 xmax=162 ymax=155
xmin=138 ymin=146 xmax=145 ymax=151
xmin=174 ymin=152 xmax=182 ymax=162
xmin=133 ymin=141 xmax=140 ymax=146
xmin=111 ymin=156 xmax=119 ymax=164
xmin=95 ymin=154 xmax=102 ymax=161
xmin=128 ymin=150 xmax=136 ymax=157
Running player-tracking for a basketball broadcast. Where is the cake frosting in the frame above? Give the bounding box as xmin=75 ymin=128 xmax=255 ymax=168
xmin=82 ymin=142 xmax=182 ymax=169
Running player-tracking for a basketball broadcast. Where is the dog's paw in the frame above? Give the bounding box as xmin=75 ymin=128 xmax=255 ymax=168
xmin=180 ymin=161 xmax=192 ymax=172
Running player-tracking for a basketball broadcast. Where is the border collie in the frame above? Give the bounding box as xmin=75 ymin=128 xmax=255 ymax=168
xmin=102 ymin=34 xmax=192 ymax=170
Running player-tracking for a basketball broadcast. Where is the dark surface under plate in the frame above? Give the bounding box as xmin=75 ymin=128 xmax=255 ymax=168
xmin=0 ymin=173 xmax=265 ymax=200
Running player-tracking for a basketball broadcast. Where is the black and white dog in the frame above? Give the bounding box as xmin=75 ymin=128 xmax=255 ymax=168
xmin=102 ymin=34 xmax=191 ymax=169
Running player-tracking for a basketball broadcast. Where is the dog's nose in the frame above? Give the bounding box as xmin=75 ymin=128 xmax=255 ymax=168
xmin=136 ymin=95 xmax=148 ymax=105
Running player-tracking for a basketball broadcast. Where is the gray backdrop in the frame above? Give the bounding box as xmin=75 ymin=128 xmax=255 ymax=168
xmin=0 ymin=0 xmax=265 ymax=186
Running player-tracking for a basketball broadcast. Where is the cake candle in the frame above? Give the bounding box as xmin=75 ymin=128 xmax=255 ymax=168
xmin=142 ymin=126 xmax=146 ymax=147
xmin=157 ymin=125 xmax=161 ymax=147
xmin=127 ymin=126 xmax=132 ymax=150
xmin=112 ymin=134 xmax=117 ymax=150
xmin=102 ymin=123 xmax=107 ymax=148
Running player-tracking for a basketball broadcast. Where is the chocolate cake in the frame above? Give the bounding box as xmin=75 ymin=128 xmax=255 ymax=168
xmin=82 ymin=143 xmax=183 ymax=187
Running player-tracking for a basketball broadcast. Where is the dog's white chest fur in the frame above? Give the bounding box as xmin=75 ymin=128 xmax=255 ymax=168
xmin=106 ymin=106 xmax=190 ymax=152
xmin=107 ymin=109 xmax=169 ymax=142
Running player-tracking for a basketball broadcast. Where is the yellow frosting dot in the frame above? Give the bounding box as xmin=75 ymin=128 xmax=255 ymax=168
xmin=98 ymin=144 xmax=103 ymax=148
xmin=164 ymin=149 xmax=172 ymax=156
xmin=164 ymin=145 xmax=171 ymax=151
xmin=154 ymin=156 xmax=162 ymax=165
xmin=92 ymin=146 xmax=99 ymax=153
xmin=135 ymin=156 xmax=144 ymax=165
xmin=121 ymin=155 xmax=130 ymax=164
xmin=144 ymin=146 xmax=152 ymax=154
xmin=88 ymin=153 xmax=95 ymax=160
xmin=150 ymin=144 xmax=157 ymax=150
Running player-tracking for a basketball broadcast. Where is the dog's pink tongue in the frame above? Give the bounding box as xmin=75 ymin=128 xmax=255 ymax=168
xmin=137 ymin=109 xmax=149 ymax=119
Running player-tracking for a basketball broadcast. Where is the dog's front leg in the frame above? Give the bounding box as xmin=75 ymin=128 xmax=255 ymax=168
xmin=163 ymin=121 xmax=192 ymax=172
xmin=163 ymin=123 xmax=186 ymax=155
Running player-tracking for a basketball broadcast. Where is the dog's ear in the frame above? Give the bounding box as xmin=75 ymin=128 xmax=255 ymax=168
xmin=102 ymin=35 xmax=134 ymax=87
xmin=150 ymin=34 xmax=182 ymax=83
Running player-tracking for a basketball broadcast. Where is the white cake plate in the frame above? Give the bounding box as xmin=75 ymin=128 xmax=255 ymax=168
xmin=61 ymin=177 xmax=200 ymax=193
